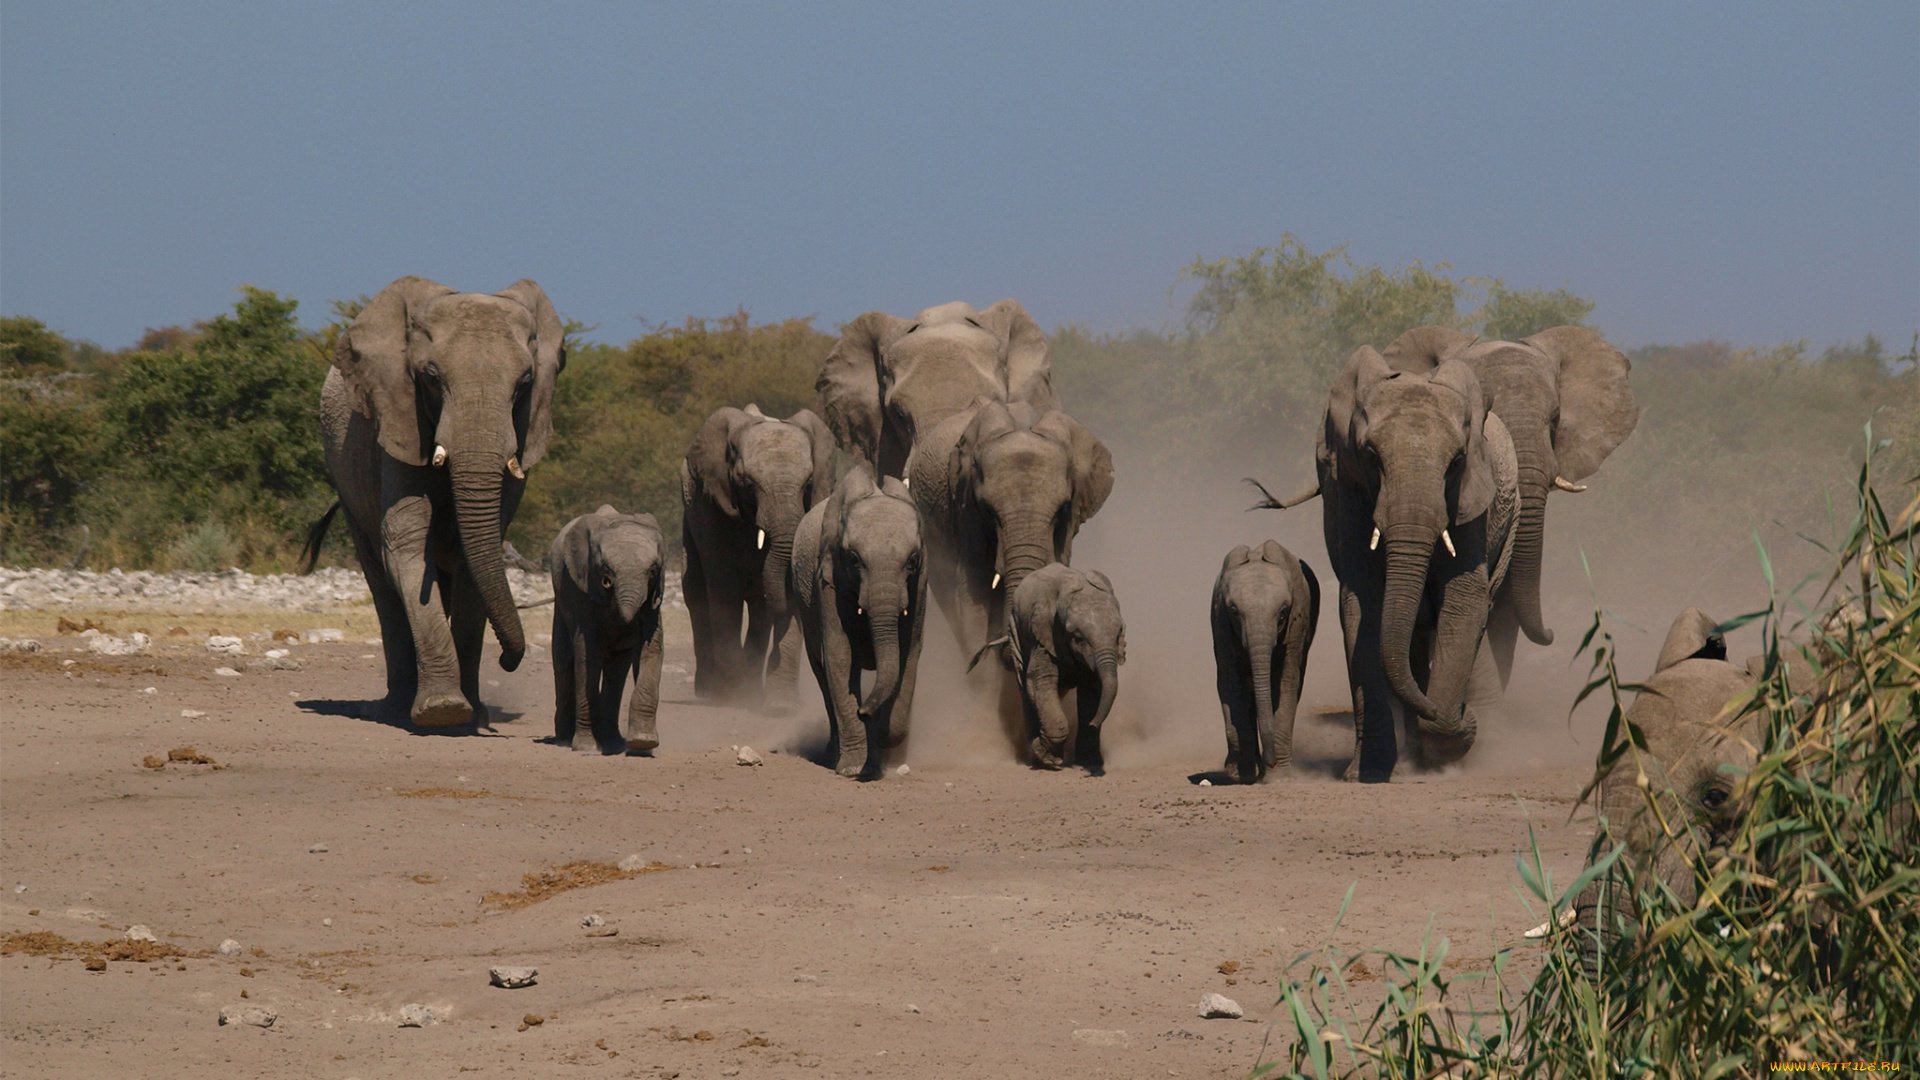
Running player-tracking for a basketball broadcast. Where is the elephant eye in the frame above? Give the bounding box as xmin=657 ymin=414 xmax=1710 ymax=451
xmin=422 ymin=363 xmax=443 ymax=383
xmin=1699 ymin=783 xmax=1731 ymax=812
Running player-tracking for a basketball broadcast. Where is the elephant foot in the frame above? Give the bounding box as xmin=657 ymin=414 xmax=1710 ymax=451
xmin=834 ymin=757 xmax=866 ymax=778
xmin=1029 ymin=737 xmax=1066 ymax=770
xmin=625 ymin=736 xmax=659 ymax=756
xmin=412 ymin=692 xmax=473 ymax=728
xmin=1259 ymin=764 xmax=1294 ymax=784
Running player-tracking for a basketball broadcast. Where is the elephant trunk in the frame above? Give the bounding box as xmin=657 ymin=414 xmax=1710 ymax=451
xmin=1378 ymin=523 xmax=1443 ymax=725
xmin=1510 ymin=447 xmax=1556 ymax=646
xmin=860 ymin=590 xmax=906 ymax=732
xmin=1090 ymin=652 xmax=1120 ymax=730
xmin=615 ymin=581 xmax=649 ymax=627
xmin=1244 ymin=623 xmax=1280 ymax=768
xmin=450 ymin=451 xmax=525 ymax=670
xmin=758 ymin=490 xmax=804 ymax=623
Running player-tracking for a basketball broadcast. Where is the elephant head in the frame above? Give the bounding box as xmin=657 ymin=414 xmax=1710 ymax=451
xmin=1462 ymin=326 xmax=1637 ymax=647
xmin=1565 ymin=609 xmax=1765 ymax=958
xmin=953 ymin=402 xmax=1113 ymax=640
xmin=561 ymin=506 xmax=664 ymax=631
xmin=823 ymin=465 xmax=924 ymax=743
xmin=1212 ymin=540 xmax=1320 ymax=781
xmin=816 ymin=300 xmax=1060 ymax=477
xmin=686 ymin=404 xmax=836 ymax=624
xmin=332 ymin=276 xmax=565 ymax=671
xmin=1324 ymin=340 xmax=1504 ymax=742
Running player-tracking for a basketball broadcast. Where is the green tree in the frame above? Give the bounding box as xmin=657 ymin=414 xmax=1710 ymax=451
xmin=0 ymin=316 xmax=76 ymax=374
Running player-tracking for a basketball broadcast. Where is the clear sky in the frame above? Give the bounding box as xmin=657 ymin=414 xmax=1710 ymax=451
xmin=3 ymin=2 xmax=1915 ymax=350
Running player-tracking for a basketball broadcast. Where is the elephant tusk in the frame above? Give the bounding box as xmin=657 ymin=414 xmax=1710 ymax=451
xmin=1523 ymin=907 xmax=1578 ymax=939
xmin=901 ymin=476 xmax=910 ymax=490
xmin=900 ymin=609 xmax=908 ymax=617
xmin=990 ymin=572 xmax=1001 ymax=590
xmin=507 ymin=456 xmax=525 ymax=480
xmin=756 ymin=528 xmax=766 ymax=550
xmin=856 ymin=606 xmax=863 ymax=615
xmin=1441 ymin=529 xmax=1456 ymax=557
xmin=1553 ymin=476 xmax=1588 ymax=493
xmin=432 ymin=445 xmax=447 ymax=467
xmin=1369 ymin=528 xmax=1381 ymax=552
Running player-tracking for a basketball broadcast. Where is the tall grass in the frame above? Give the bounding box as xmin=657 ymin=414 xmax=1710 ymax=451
xmin=1251 ymin=436 xmax=1919 ymax=1077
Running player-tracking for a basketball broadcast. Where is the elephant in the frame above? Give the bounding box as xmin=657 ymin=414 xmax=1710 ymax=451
xmin=549 ymin=506 xmax=666 ymax=756
xmin=789 ymin=464 xmax=928 ymax=778
xmin=309 ymin=276 xmax=563 ymax=726
xmin=906 ymin=400 xmax=1113 ymax=667
xmin=1211 ymin=540 xmax=1320 ymax=783
xmin=679 ymin=403 xmax=835 ymax=707
xmin=1446 ymin=325 xmax=1636 ymax=684
xmin=1258 ymin=327 xmax=1517 ymax=781
xmin=816 ymin=299 xmax=1060 ymax=480
xmin=972 ymin=562 xmax=1126 ymax=770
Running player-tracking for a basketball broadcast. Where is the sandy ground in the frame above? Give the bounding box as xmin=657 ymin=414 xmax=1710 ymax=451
xmin=0 ymin=584 xmax=1604 ymax=1080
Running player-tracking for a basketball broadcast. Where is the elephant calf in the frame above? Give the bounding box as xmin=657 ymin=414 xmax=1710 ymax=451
xmin=1211 ymin=540 xmax=1320 ymax=783
xmin=790 ymin=465 xmax=928 ymax=779
xmin=549 ymin=507 xmax=666 ymax=755
xmin=975 ymin=563 xmax=1125 ymax=771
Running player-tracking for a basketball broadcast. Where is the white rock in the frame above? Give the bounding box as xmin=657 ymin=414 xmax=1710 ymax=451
xmin=0 ymin=638 xmax=42 ymax=653
xmin=905 ymin=1003 xmax=920 ymax=1013
xmin=1199 ymin=779 xmax=1213 ymax=787
xmin=12 ymin=883 xmax=24 ymax=893
xmin=88 ymin=633 xmax=149 ymax=655
xmin=617 ymin=853 xmax=653 ymax=872
xmin=397 ymin=1002 xmax=438 ymax=1027
xmin=488 ymin=965 xmax=538 ymax=989
xmin=181 ymin=710 xmax=206 ymax=718
xmin=80 ymin=627 xmax=100 ymax=638
xmin=141 ymin=686 xmax=157 ymax=695
xmin=206 ymin=636 xmax=245 ymax=655
xmin=264 ymin=648 xmax=289 ymax=659
xmin=896 ymin=764 xmax=911 ymax=777
xmin=308 ymin=843 xmax=329 ymax=853
xmin=321 ymin=918 xmax=332 ymax=927
xmin=213 ymin=667 xmax=241 ymax=678
xmin=217 ymin=938 xmax=243 ymax=956
xmin=302 ymin=627 xmax=345 ymax=643
xmin=735 ymin=745 xmax=764 ymax=766
xmin=581 ymin=913 xmax=604 ymax=927
xmin=219 ymin=1005 xmax=276 ymax=1028
xmin=1199 ymin=993 xmax=1243 ymax=1019
xmin=124 ymin=925 xmax=156 ymax=943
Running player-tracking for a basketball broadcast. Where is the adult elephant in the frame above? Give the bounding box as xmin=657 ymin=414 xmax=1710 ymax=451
xmin=816 ymin=300 xmax=1059 ymax=480
xmin=680 ymin=404 xmax=835 ymax=706
xmin=1262 ymin=328 xmax=1516 ymax=780
xmin=906 ymin=400 xmax=1113 ymax=665
xmin=1424 ymin=326 xmax=1636 ymax=683
xmin=313 ymin=276 xmax=563 ymax=726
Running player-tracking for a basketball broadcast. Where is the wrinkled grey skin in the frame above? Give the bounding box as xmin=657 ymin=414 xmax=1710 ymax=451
xmin=1307 ymin=328 xmax=1517 ymax=781
xmin=908 ymin=400 xmax=1114 ymax=668
xmin=1212 ymin=541 xmax=1320 ymax=783
xmin=316 ymin=276 xmax=563 ymax=726
xmin=816 ymin=300 xmax=1060 ymax=481
xmin=1453 ymin=326 xmax=1637 ymax=684
xmin=680 ymin=404 xmax=835 ymax=708
xmin=549 ymin=506 xmax=665 ymax=755
xmin=994 ymin=563 xmax=1126 ymax=771
xmin=790 ymin=465 xmax=928 ymax=779
xmin=1568 ymin=609 xmax=1763 ymax=960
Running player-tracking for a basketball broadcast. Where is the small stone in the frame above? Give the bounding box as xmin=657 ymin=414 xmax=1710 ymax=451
xmin=735 ymin=745 xmax=763 ymax=766
xmin=895 ymin=764 xmax=910 ymax=777
xmin=213 ymin=667 xmax=241 ymax=677
xmin=11 ymin=883 xmax=23 ymax=893
xmin=264 ymin=648 xmax=289 ymax=659
xmin=181 ymin=710 xmax=207 ymax=718
xmin=124 ymin=925 xmax=156 ymax=943
xmin=84 ymin=957 xmax=106 ymax=972
xmin=617 ymin=854 xmax=652 ymax=872
xmin=308 ymin=843 xmax=328 ymax=853
xmin=1199 ymin=779 xmax=1212 ymax=787
xmin=1199 ymin=993 xmax=1243 ymax=1019
xmin=142 ymin=686 xmax=158 ymax=695
xmin=397 ymin=1002 xmax=438 ymax=1027
xmin=219 ymin=1005 xmax=276 ymax=1028
xmin=302 ymin=628 xmax=345 ymax=643
xmin=218 ymin=939 xmax=243 ymax=956
xmin=793 ymin=974 xmax=817 ymax=983
xmin=322 ymin=918 xmax=332 ymax=927
xmin=205 ymin=636 xmax=245 ymax=656
xmin=905 ymin=1003 xmax=920 ymax=1013
xmin=581 ymin=913 xmax=604 ymax=927
xmin=490 ymin=965 xmax=538 ymax=989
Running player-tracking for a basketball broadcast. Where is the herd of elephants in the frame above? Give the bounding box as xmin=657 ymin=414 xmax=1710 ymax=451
xmin=304 ymin=275 xmax=1781 ymax=926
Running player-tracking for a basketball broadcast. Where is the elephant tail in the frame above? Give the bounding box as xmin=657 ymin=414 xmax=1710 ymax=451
xmin=1245 ymin=477 xmax=1319 ymax=511
xmin=299 ymin=501 xmax=342 ymax=575
xmin=967 ymin=635 xmax=1011 ymax=673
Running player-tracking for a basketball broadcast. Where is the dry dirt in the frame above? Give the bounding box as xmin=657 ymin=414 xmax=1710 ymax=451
xmin=0 ymin=594 xmax=1609 ymax=1080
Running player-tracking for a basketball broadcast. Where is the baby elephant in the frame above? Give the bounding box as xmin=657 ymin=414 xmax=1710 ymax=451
xmin=1212 ymin=540 xmax=1319 ymax=782
xmin=550 ymin=506 xmax=666 ymax=755
xmin=790 ymin=465 xmax=928 ymax=779
xmin=977 ymin=562 xmax=1126 ymax=771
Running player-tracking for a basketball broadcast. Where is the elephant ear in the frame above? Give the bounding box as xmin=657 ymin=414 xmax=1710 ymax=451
xmin=1431 ymin=358 xmax=1498 ymax=524
xmin=687 ymin=407 xmax=749 ymax=518
xmin=1656 ymin=608 xmax=1728 ymax=671
xmin=974 ymin=299 xmax=1059 ymax=411
xmin=560 ymin=514 xmax=594 ymax=591
xmin=957 ymin=401 xmax=1020 ymax=482
xmin=1032 ymin=409 xmax=1114 ymax=529
xmin=495 ymin=280 xmax=566 ymax=469
xmin=1380 ymin=325 xmax=1478 ymax=375
xmin=1085 ymin=569 xmax=1114 ymax=594
xmin=1523 ymin=326 xmax=1637 ymax=482
xmin=1325 ymin=346 xmax=1392 ymax=484
xmin=333 ymin=276 xmax=456 ymax=465
xmin=784 ymin=408 xmax=839 ymax=507
xmin=1221 ymin=543 xmax=1252 ymax=574
xmin=1256 ymin=539 xmax=1289 ymax=566
xmin=817 ymin=311 xmax=910 ymax=469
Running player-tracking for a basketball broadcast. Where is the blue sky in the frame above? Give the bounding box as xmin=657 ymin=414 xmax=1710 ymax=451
xmin=3 ymin=2 xmax=1914 ymax=350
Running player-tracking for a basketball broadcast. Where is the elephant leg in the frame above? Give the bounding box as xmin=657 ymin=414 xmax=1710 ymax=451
xmin=593 ymin=645 xmax=636 ymax=754
xmin=574 ymin=633 xmax=608 ymax=753
xmin=763 ymin=614 xmax=801 ymax=714
xmin=1073 ymin=674 xmax=1105 ymax=773
xmin=684 ymin=540 xmax=717 ymax=698
xmin=1486 ymin=595 xmax=1520 ymax=690
xmin=1340 ymin=584 xmax=1397 ymax=783
xmin=625 ymin=616 xmax=663 ymax=755
xmin=380 ymin=495 xmax=468 ymax=727
xmin=1024 ymin=655 xmax=1069 ymax=769
xmin=345 ymin=513 xmax=415 ymax=715
xmin=1216 ymin=656 xmax=1253 ymax=783
xmin=447 ymin=561 xmax=489 ymax=722
xmin=821 ymin=616 xmax=865 ymax=777
xmin=552 ymin=613 xmax=578 ymax=746
xmin=880 ymin=596 xmax=930 ymax=750
xmin=708 ymin=588 xmax=746 ymax=699
xmin=564 ymin=627 xmax=592 ymax=749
